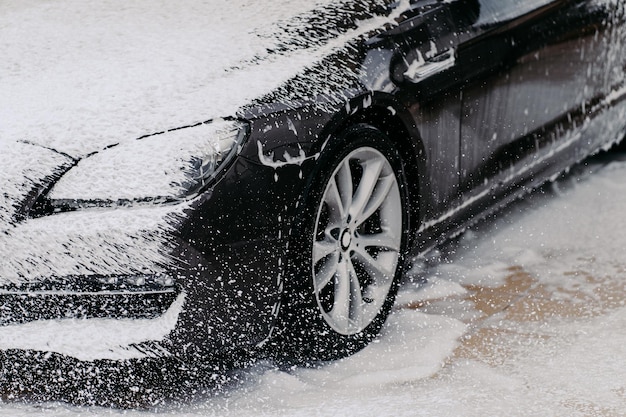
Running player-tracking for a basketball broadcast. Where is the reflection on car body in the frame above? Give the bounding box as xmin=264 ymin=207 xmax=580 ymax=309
xmin=0 ymin=0 xmax=625 ymax=367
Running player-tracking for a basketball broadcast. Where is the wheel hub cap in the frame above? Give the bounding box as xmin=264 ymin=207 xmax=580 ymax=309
xmin=340 ymin=229 xmax=352 ymax=251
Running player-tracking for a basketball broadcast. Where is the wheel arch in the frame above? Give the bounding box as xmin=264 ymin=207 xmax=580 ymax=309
xmin=330 ymin=93 xmax=426 ymax=250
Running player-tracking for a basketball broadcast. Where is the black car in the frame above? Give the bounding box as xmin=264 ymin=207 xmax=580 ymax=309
xmin=1 ymin=0 xmax=625 ymax=365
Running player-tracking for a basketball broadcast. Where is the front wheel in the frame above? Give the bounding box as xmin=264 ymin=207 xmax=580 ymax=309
xmin=276 ymin=125 xmax=411 ymax=363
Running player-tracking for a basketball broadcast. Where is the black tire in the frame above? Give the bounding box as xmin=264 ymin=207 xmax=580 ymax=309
xmin=273 ymin=124 xmax=411 ymax=363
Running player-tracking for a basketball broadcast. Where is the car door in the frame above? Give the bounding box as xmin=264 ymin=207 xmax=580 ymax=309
xmin=459 ymin=0 xmax=624 ymax=199
xmin=386 ymin=0 xmax=483 ymax=222
xmin=389 ymin=0 xmax=530 ymax=225
xmin=381 ymin=0 xmax=623 ymax=232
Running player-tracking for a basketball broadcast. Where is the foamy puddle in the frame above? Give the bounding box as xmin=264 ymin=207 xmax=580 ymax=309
xmin=402 ymin=263 xmax=626 ymax=365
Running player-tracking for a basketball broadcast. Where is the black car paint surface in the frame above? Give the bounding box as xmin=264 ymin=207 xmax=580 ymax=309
xmin=2 ymin=0 xmax=626 ymax=364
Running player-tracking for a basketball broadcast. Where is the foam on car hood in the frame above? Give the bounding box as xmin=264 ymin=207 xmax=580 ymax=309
xmin=0 ymin=0 xmax=399 ymax=159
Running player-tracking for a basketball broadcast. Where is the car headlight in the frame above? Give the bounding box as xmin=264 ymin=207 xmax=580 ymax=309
xmin=43 ymin=119 xmax=249 ymax=211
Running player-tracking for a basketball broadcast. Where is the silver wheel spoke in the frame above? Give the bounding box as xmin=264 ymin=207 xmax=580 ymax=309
xmin=314 ymin=252 xmax=339 ymax=290
xmin=355 ymin=174 xmax=395 ymax=227
xmin=329 ymin=258 xmax=364 ymax=333
xmin=336 ymin=158 xmax=353 ymax=217
xmin=313 ymin=238 xmax=338 ymax=264
xmin=330 ymin=259 xmax=352 ymax=330
xmin=348 ymin=158 xmax=384 ymax=223
xmin=352 ymin=246 xmax=395 ymax=280
xmin=354 ymin=232 xmax=400 ymax=252
xmin=346 ymin=257 xmax=365 ymax=328
xmin=324 ymin=178 xmax=345 ymax=224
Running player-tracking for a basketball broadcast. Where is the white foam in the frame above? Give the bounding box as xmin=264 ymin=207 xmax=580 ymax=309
xmin=0 ymin=293 xmax=185 ymax=361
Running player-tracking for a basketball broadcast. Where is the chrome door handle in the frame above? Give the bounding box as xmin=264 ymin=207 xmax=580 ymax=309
xmin=404 ymin=48 xmax=456 ymax=83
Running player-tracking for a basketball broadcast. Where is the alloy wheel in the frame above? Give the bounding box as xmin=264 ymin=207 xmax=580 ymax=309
xmin=312 ymin=147 xmax=402 ymax=335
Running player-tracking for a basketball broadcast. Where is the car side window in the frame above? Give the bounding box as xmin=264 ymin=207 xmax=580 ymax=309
xmin=476 ymin=0 xmax=556 ymax=25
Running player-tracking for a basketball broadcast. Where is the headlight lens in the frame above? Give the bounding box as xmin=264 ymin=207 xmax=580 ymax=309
xmin=46 ymin=119 xmax=248 ymax=210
